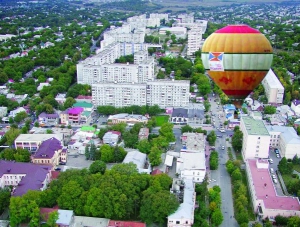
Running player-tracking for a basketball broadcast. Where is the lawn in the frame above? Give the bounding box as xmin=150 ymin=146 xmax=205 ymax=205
xmin=155 ymin=115 xmax=169 ymax=126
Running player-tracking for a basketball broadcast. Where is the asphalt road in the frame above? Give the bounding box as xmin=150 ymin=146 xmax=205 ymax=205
xmin=208 ymin=94 xmax=239 ymax=227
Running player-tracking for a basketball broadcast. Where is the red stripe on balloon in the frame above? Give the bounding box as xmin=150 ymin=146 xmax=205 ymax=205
xmin=215 ymin=25 xmax=260 ymax=34
xmin=223 ymin=90 xmax=252 ymax=96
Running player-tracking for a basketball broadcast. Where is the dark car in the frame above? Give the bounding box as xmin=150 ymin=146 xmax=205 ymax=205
xmin=54 ymin=167 xmax=61 ymax=171
xmin=59 ymin=162 xmax=66 ymax=165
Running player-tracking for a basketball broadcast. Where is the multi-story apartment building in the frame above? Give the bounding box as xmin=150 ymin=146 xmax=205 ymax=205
xmin=240 ymin=116 xmax=270 ymax=160
xmin=92 ymin=80 xmax=190 ymax=108
xmin=149 ymin=13 xmax=169 ymax=22
xmin=177 ymin=14 xmax=194 ymax=23
xmin=146 ymin=80 xmax=190 ymax=108
xmin=127 ymin=14 xmax=160 ymax=29
xmin=77 ymin=48 xmax=155 ymax=85
xmin=92 ymin=82 xmax=147 ymax=107
xmin=187 ymin=28 xmax=202 ymax=56
xmin=262 ymin=69 xmax=284 ymax=104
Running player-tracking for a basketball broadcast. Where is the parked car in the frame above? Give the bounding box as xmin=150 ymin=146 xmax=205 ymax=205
xmin=273 ymin=179 xmax=278 ymax=184
xmin=270 ymin=168 xmax=274 ymax=174
xmin=59 ymin=162 xmax=66 ymax=165
xmin=54 ymin=167 xmax=61 ymax=171
xmin=221 ymin=146 xmax=225 ymax=150
xmin=276 ymin=154 xmax=280 ymax=158
xmin=269 ymin=159 xmax=274 ymax=164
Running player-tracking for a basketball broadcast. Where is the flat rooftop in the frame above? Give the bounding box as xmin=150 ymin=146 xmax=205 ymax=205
xmin=248 ymin=159 xmax=300 ymax=211
xmin=241 ymin=116 xmax=269 ymax=136
xmin=181 ymin=132 xmax=205 ymax=152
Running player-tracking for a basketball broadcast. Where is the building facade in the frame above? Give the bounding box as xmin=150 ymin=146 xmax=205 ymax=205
xmin=92 ymin=83 xmax=147 ymax=107
xmin=107 ymin=113 xmax=148 ymax=125
xmin=240 ymin=116 xmax=270 ymax=160
xmin=262 ymin=69 xmax=284 ymax=104
xmin=267 ymin=125 xmax=300 ymax=159
xmin=146 ymin=80 xmax=190 ymax=108
xmin=0 ymin=160 xmax=52 ymax=196
xmin=187 ymin=28 xmax=202 ymax=56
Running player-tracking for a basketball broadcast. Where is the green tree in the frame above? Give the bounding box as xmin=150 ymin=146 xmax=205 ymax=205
xmin=204 ymin=100 xmax=211 ymax=112
xmin=232 ymin=168 xmax=242 ymax=181
xmin=140 ymin=189 xmax=179 ymax=224
xmin=148 ymin=146 xmax=162 ymax=166
xmin=278 ymin=157 xmax=293 ymax=174
xmin=113 ymin=146 xmax=127 ymax=162
xmin=275 ymin=215 xmax=289 ymax=226
xmin=263 ymin=105 xmax=276 ymax=114
xmin=57 ymin=180 xmax=84 ymax=211
xmin=110 ymin=163 xmax=138 ymax=175
xmin=181 ymin=125 xmax=194 ymax=133
xmin=209 ymin=151 xmax=219 ymax=170
xmin=137 ymin=139 xmax=152 ymax=154
xmin=14 ymin=111 xmax=28 ymax=123
xmin=287 ymin=216 xmax=300 ymax=227
xmin=46 ymin=211 xmax=59 ymax=227
xmin=232 ymin=127 xmax=243 ymax=152
xmin=100 ymin=144 xmax=114 ymax=163
xmin=4 ymin=128 xmax=20 ymax=146
xmin=211 ymin=208 xmax=223 ymax=226
xmin=89 ymin=160 xmax=106 ymax=174
xmin=207 ymin=131 xmax=217 ymax=146
xmin=64 ymin=97 xmax=76 ymax=109
xmin=159 ymin=122 xmax=175 ymax=142
xmin=0 ymin=187 xmax=10 ymax=214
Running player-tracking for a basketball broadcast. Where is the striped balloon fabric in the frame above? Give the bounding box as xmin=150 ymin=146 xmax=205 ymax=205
xmin=201 ymin=25 xmax=273 ymax=100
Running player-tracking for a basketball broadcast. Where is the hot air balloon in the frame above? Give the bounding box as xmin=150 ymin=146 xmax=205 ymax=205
xmin=201 ymin=25 xmax=273 ymax=107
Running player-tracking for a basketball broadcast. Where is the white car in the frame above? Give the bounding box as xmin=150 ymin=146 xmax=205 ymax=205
xmin=221 ymin=146 xmax=225 ymax=150
xmin=269 ymin=159 xmax=274 ymax=164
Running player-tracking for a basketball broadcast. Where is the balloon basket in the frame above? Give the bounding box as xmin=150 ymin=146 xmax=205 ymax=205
xmin=232 ymin=100 xmax=243 ymax=109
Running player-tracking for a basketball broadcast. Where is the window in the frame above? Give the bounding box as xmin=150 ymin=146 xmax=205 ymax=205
xmin=176 ymin=221 xmax=180 ymax=224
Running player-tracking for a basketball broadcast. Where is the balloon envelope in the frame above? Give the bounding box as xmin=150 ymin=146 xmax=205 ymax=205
xmin=201 ymin=25 xmax=273 ymax=101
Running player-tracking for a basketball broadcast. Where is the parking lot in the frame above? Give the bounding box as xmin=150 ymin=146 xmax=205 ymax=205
xmin=57 ymin=149 xmax=93 ymax=170
xmin=268 ymin=148 xmax=285 ymax=196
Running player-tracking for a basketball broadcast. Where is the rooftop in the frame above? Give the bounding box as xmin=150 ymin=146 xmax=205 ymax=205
xmin=123 ymin=150 xmax=146 ymax=169
xmin=0 ymin=160 xmax=51 ymax=196
xmin=181 ymin=132 xmax=205 ymax=152
xmin=38 ymin=112 xmax=59 ymax=118
xmin=266 ymin=125 xmax=300 ymax=144
xmin=172 ymin=108 xmax=188 ymax=118
xmin=108 ymin=113 xmax=148 ymax=121
xmin=263 ymin=69 xmax=284 ymax=89
xmin=73 ymin=101 xmax=93 ymax=108
xmin=15 ymin=134 xmax=63 ymax=142
xmin=72 ymin=216 xmax=109 ymax=227
xmin=179 ymin=152 xmax=206 ymax=170
xmin=248 ymin=159 xmax=300 ymax=211
xmin=33 ymin=137 xmax=62 ymax=159
xmin=168 ymin=179 xmax=195 ymax=220
xmin=108 ymin=220 xmax=146 ymax=227
xmin=241 ymin=116 xmax=270 ymax=136
xmin=67 ymin=107 xmax=84 ymax=115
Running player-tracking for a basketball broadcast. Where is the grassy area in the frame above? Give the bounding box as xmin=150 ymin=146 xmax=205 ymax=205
xmin=155 ymin=115 xmax=169 ymax=126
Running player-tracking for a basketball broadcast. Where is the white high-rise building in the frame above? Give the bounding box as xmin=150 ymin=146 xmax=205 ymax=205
xmin=177 ymin=14 xmax=194 ymax=23
xmin=146 ymin=80 xmax=190 ymax=108
xmin=91 ymin=80 xmax=190 ymax=108
xmin=92 ymin=82 xmax=147 ymax=107
xmin=262 ymin=69 xmax=284 ymax=104
xmin=187 ymin=28 xmax=202 ymax=56
xmin=150 ymin=13 xmax=169 ymax=22
xmin=240 ymin=116 xmax=270 ymax=160
xmin=77 ymin=50 xmax=154 ymax=85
